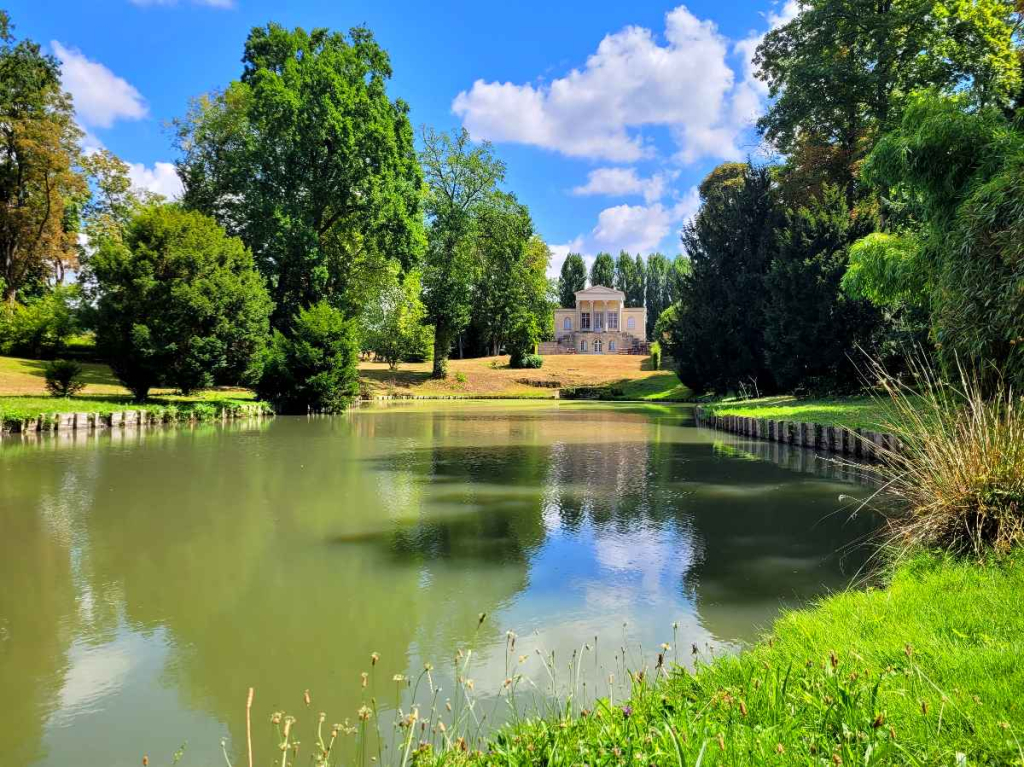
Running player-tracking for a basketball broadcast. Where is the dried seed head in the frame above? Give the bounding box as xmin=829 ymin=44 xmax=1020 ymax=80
xmin=921 ymin=700 xmax=929 ymax=716
xmin=361 ymin=672 xmax=368 ymax=688
xmin=143 ymin=757 xmax=149 ymax=766
xmin=717 ymin=733 xmax=725 ymax=751
xmin=304 ymin=689 xmax=311 ymax=706
xmin=872 ymin=713 xmax=885 ymax=728
xmin=371 ymin=652 xmax=379 ymax=666
xmin=358 ymin=706 xmax=372 ymax=722
xmin=775 ymin=743 xmax=784 ymax=754
xmin=829 ymin=650 xmax=838 ymax=669
xmin=739 ymin=700 xmax=748 ymax=717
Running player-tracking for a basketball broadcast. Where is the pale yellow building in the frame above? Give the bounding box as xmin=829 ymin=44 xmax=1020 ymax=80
xmin=539 ymin=285 xmax=647 ymax=355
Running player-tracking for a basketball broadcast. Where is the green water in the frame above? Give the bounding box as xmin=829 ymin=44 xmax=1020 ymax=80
xmin=0 ymin=401 xmax=877 ymax=766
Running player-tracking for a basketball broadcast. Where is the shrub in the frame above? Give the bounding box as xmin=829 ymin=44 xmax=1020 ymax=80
xmin=87 ymin=205 xmax=273 ymax=401
xmin=865 ymin=357 xmax=1024 ymax=557
xmin=43 ymin=359 xmax=86 ymax=397
xmin=257 ymin=301 xmax=359 ymax=414
xmin=507 ymin=315 xmax=540 ymax=368
xmin=0 ymin=286 xmax=80 ymax=358
xmin=649 ymin=341 xmax=661 ymax=371
xmin=518 ymin=354 xmax=543 ymax=369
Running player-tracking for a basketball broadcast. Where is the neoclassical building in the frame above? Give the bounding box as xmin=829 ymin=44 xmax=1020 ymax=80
xmin=540 ymin=285 xmax=647 ymax=354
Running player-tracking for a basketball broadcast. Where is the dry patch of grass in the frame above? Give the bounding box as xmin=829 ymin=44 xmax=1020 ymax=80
xmin=359 ymin=355 xmax=671 ymax=398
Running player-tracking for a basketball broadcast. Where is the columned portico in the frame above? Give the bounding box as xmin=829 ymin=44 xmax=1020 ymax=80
xmin=547 ymin=285 xmax=647 ymax=355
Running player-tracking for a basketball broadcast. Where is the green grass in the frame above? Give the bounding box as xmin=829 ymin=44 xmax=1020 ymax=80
xmin=705 ymin=394 xmax=905 ymax=431
xmin=430 ymin=553 xmax=1024 ymax=766
xmin=616 ymin=371 xmax=691 ymax=401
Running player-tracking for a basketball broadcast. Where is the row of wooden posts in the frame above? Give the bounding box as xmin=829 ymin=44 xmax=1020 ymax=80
xmin=2 ymin=403 xmax=272 ymax=435
xmin=693 ymin=406 xmax=896 ymax=460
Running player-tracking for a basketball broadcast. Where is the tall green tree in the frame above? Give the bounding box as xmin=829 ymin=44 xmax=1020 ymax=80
xmin=420 ymin=127 xmax=504 ymax=377
xmin=849 ymin=92 xmax=1024 ymax=388
xmin=174 ymin=23 xmax=424 ymax=327
xmin=764 ymin=186 xmax=879 ymax=391
xmin=755 ymin=0 xmax=1021 ymax=203
xmin=614 ymin=251 xmax=635 ymax=301
xmin=0 ymin=11 xmax=86 ymax=301
xmin=474 ymin=192 xmax=538 ymax=357
xmin=644 ymin=253 xmax=671 ymax=340
xmin=668 ymin=163 xmax=780 ymax=394
xmin=359 ymin=268 xmax=432 ymax=369
xmin=590 ymin=252 xmax=614 ymax=288
xmin=557 ymin=252 xmax=586 ymax=308
xmin=87 ymin=205 xmax=273 ymax=401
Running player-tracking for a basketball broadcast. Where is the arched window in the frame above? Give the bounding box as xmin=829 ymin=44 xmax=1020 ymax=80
xmin=580 ymin=340 xmax=587 ymax=352
xmin=563 ymin=317 xmax=572 ymax=331
xmin=609 ymin=341 xmax=616 ymax=352
xmin=594 ymin=340 xmax=602 ymax=353
xmin=627 ymin=316 xmax=636 ymax=331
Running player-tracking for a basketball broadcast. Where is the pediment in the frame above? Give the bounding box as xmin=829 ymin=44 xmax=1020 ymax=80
xmin=574 ymin=285 xmax=624 ymax=299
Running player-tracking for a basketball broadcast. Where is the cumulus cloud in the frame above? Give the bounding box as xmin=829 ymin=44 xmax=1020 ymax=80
xmin=453 ymin=6 xmax=755 ymax=164
xmin=572 ymin=168 xmax=679 ymax=204
xmin=592 ymin=187 xmax=700 ymax=254
xmin=128 ymin=161 xmax=183 ymax=200
xmin=51 ymin=41 xmax=148 ymax=128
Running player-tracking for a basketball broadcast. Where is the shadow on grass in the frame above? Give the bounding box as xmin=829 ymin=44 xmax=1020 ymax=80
xmin=14 ymin=358 xmax=119 ymax=387
xmin=360 ymin=367 xmax=433 ymax=389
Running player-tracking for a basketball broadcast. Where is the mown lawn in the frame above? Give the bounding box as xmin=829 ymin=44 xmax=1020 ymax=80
xmin=0 ymin=354 xmax=256 ymax=421
xmin=432 ymin=553 xmax=1024 ymax=766
xmin=704 ymin=394 xmax=908 ymax=431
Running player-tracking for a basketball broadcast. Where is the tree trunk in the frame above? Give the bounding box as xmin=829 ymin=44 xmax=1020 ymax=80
xmin=432 ymin=333 xmax=448 ymax=379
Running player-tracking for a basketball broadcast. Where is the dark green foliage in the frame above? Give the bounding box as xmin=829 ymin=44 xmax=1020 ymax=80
xmin=643 ymin=253 xmax=671 ymax=339
xmin=589 ymin=252 xmax=614 ymax=288
xmin=513 ymin=353 xmax=543 ymax=370
xmin=764 ymin=186 xmax=879 ymax=392
xmin=856 ymin=93 xmax=1024 ymax=388
xmin=613 ymin=251 xmax=645 ymax=306
xmin=87 ymin=205 xmax=273 ymax=401
xmin=43 ymin=358 xmax=84 ymax=397
xmin=557 ymin=252 xmax=586 ymax=308
xmin=257 ymin=301 xmax=359 ymax=413
xmin=175 ymin=23 xmax=424 ymax=327
xmin=668 ymin=163 xmax=780 ymax=395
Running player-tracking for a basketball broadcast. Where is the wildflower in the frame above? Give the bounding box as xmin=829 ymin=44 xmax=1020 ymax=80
xmin=775 ymin=743 xmax=784 ymax=754
xmin=319 ymin=712 xmax=326 ymax=723
xmin=271 ymin=712 xmax=282 ymax=725
xmin=503 ymin=677 xmax=513 ymax=688
xmin=304 ymin=689 xmax=311 ymax=706
xmin=445 ymin=700 xmax=452 ymax=712
xmin=438 ymin=721 xmax=446 ymax=733
xmin=999 ymin=722 xmax=1011 ymax=730
xmin=393 ymin=674 xmax=405 ymax=683
xmin=358 ymin=706 xmax=372 ymax=722
xmin=424 ymin=662 xmax=433 ymax=671
xmin=465 ymin=679 xmax=474 ymax=691
xmin=361 ymin=672 xmax=368 ymax=688
xmin=621 ymin=705 xmax=632 ymax=718
xmin=371 ymin=652 xmax=379 ymax=665
xmin=519 ymin=654 xmax=528 ymax=663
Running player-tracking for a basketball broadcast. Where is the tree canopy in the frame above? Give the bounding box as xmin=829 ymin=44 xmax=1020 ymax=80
xmin=558 ymin=252 xmax=586 ymax=308
xmin=590 ymin=252 xmax=614 ymax=289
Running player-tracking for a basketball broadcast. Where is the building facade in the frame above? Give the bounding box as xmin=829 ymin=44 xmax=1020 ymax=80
xmin=540 ymin=285 xmax=647 ymax=355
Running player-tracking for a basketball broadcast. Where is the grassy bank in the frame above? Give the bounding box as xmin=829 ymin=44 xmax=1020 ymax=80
xmin=703 ymin=394 xmax=903 ymax=431
xmin=428 ymin=553 xmax=1023 ymax=766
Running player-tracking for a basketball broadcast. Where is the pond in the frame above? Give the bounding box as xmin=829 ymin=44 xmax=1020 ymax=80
xmin=0 ymin=402 xmax=879 ymax=766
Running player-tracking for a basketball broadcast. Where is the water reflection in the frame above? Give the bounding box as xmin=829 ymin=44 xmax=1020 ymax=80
xmin=0 ymin=403 xmax=878 ymax=766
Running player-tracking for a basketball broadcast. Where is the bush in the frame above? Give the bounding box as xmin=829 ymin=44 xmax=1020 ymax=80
xmin=507 ymin=315 xmax=539 ymax=368
xmin=257 ymin=301 xmax=360 ymax=414
xmin=865 ymin=357 xmax=1024 ymax=557
xmin=649 ymin=341 xmax=661 ymax=371
xmin=517 ymin=354 xmax=543 ymax=369
xmin=43 ymin=359 xmax=86 ymax=397
xmin=87 ymin=205 xmax=272 ymax=401
xmin=0 ymin=286 xmax=80 ymax=358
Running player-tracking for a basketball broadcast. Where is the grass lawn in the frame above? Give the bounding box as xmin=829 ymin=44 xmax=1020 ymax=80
xmin=704 ymin=394 xmax=907 ymax=431
xmin=0 ymin=355 xmax=256 ymax=421
xmin=433 ymin=553 xmax=1024 ymax=766
xmin=359 ymin=354 xmax=689 ymax=400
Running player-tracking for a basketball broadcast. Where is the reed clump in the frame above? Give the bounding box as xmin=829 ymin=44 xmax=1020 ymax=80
xmin=865 ymin=358 xmax=1024 ymax=557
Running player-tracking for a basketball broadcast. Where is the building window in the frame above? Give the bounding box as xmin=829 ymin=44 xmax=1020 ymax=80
xmin=594 ymin=312 xmax=604 ymax=331
xmin=563 ymin=317 xmax=571 ymax=331
xmin=627 ymin=316 xmax=636 ymax=331
xmin=607 ymin=312 xmax=618 ymax=330
xmin=594 ymin=340 xmax=603 ymax=353
xmin=609 ymin=341 xmax=616 ymax=352
xmin=581 ymin=312 xmax=591 ymax=330
xmin=580 ymin=340 xmax=587 ymax=352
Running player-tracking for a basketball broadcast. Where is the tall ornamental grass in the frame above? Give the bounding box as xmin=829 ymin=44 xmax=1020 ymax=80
xmin=865 ymin=357 xmax=1024 ymax=557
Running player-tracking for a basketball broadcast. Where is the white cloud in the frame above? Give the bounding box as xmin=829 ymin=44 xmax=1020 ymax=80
xmin=454 ymin=6 xmax=752 ymax=164
xmin=592 ymin=187 xmax=699 ymax=254
xmin=572 ymin=168 xmax=679 ymax=204
xmin=51 ymin=41 xmax=147 ymax=129
xmin=730 ymin=1 xmax=800 ymax=128
xmin=129 ymin=0 xmax=235 ymax=7
xmin=548 ymin=236 xmax=587 ymax=278
xmin=128 ymin=161 xmax=183 ymax=200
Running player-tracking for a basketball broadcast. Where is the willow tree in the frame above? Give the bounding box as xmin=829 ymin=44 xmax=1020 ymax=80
xmin=0 ymin=11 xmax=85 ymax=301
xmin=174 ymin=23 xmax=424 ymax=327
xmin=420 ymin=127 xmax=504 ymax=377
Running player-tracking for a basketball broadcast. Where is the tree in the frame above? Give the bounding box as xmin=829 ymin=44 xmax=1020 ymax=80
xmin=557 ymin=252 xmax=586 ymax=308
xmin=852 ymin=92 xmax=1024 ymax=388
xmin=668 ymin=163 xmax=780 ymax=394
xmin=763 ymin=186 xmax=879 ymax=392
xmin=359 ymin=268 xmax=431 ymax=369
xmin=667 ymin=255 xmax=691 ymax=305
xmin=0 ymin=11 xmax=86 ymax=301
xmin=420 ymin=127 xmax=504 ymax=377
xmin=257 ymin=301 xmax=360 ymax=413
xmin=590 ymin=252 xmax=614 ymax=288
xmin=644 ymin=253 xmax=671 ymax=340
xmin=473 ymin=191 xmax=538 ymax=357
xmin=755 ymin=0 xmax=1021 ymax=203
xmin=87 ymin=205 xmax=273 ymax=401
xmin=174 ymin=23 xmax=424 ymax=327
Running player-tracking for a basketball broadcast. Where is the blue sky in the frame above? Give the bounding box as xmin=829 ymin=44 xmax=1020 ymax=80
xmin=5 ymin=0 xmax=795 ymax=275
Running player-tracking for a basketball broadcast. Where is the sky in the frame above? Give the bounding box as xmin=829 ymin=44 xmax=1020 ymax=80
xmin=5 ymin=0 xmax=797 ymax=277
